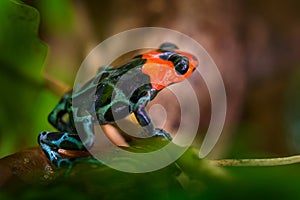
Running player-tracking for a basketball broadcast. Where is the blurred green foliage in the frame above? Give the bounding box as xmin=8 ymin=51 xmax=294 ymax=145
xmin=0 ymin=0 xmax=56 ymax=157
xmin=28 ymin=0 xmax=74 ymax=34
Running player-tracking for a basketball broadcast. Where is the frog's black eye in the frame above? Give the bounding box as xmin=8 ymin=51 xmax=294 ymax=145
xmin=169 ymin=54 xmax=189 ymax=75
xmin=159 ymin=52 xmax=189 ymax=75
xmin=159 ymin=42 xmax=179 ymax=51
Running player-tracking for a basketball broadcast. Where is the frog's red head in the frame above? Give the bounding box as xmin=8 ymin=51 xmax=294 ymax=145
xmin=141 ymin=43 xmax=198 ymax=90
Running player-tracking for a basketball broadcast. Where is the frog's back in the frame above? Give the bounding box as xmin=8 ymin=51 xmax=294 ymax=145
xmin=94 ymin=57 xmax=151 ymax=124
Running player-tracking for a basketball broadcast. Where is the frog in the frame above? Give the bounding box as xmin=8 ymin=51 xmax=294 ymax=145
xmin=38 ymin=42 xmax=198 ymax=167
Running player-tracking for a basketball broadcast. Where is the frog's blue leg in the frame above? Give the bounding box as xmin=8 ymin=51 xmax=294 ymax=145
xmin=39 ymin=112 xmax=98 ymax=167
xmin=39 ymin=108 xmax=98 ymax=167
xmin=133 ymin=92 xmax=172 ymax=141
xmin=38 ymin=131 xmax=86 ymax=167
xmin=38 ymin=129 xmax=98 ymax=168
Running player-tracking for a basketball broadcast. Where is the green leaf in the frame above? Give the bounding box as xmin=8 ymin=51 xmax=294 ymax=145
xmin=0 ymin=0 xmax=50 ymax=157
xmin=0 ymin=0 xmax=47 ymax=81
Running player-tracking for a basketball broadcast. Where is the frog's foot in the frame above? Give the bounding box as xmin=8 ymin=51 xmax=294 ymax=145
xmin=153 ymin=128 xmax=172 ymax=141
xmin=38 ymin=141 xmax=75 ymax=168
xmin=38 ymin=134 xmax=104 ymax=174
xmin=38 ymin=131 xmax=94 ymax=167
xmin=44 ymin=156 xmax=104 ymax=175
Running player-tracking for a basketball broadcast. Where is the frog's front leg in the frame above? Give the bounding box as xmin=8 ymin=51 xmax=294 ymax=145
xmin=133 ymin=92 xmax=172 ymax=141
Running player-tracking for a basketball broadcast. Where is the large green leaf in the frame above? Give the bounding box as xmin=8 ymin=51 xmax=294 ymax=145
xmin=0 ymin=0 xmax=47 ymax=81
xmin=0 ymin=0 xmax=52 ymax=157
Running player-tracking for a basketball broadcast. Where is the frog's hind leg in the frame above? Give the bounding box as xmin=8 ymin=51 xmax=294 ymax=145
xmin=38 ymin=131 xmax=85 ymax=167
xmin=39 ymin=110 xmax=98 ymax=167
xmin=38 ymin=131 xmax=102 ymax=167
xmin=48 ymin=92 xmax=74 ymax=133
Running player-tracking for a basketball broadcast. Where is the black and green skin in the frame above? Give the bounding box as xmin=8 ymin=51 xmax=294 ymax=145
xmin=38 ymin=43 xmax=187 ymax=167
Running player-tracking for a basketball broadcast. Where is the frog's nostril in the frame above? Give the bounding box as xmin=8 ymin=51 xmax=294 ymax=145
xmin=192 ymin=56 xmax=199 ymax=67
xmin=192 ymin=55 xmax=197 ymax=61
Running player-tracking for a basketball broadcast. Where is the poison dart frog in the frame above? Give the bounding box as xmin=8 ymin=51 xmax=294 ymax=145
xmin=38 ymin=42 xmax=198 ymax=167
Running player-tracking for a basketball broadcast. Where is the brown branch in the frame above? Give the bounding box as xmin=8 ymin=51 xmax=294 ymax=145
xmin=0 ymin=147 xmax=54 ymax=188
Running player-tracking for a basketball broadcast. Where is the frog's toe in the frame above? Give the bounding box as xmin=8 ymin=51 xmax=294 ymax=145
xmin=154 ymin=128 xmax=172 ymax=141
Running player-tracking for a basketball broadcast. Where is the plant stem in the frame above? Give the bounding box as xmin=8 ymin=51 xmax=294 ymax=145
xmin=209 ymin=155 xmax=300 ymax=167
xmin=43 ymin=73 xmax=70 ymax=96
